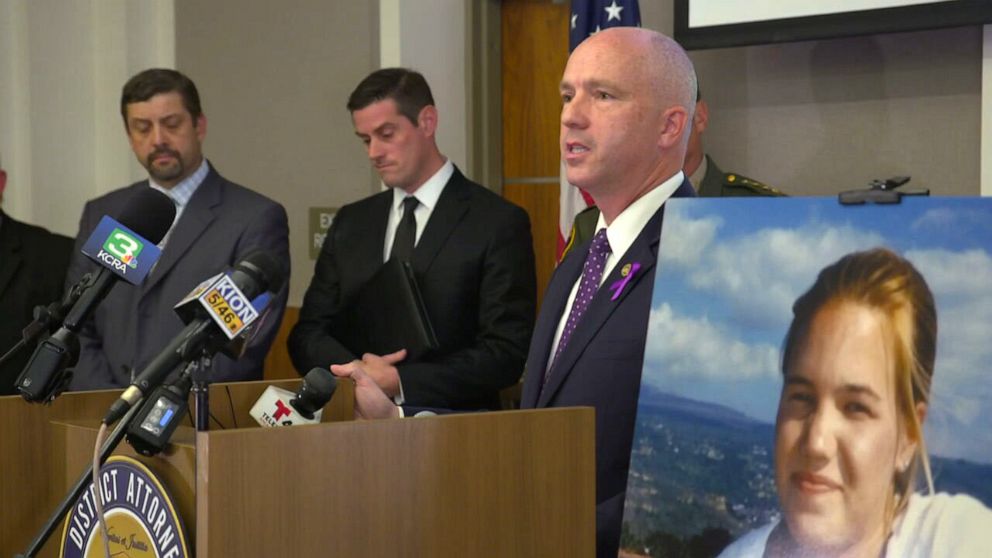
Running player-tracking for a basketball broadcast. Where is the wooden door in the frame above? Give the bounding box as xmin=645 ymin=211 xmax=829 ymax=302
xmin=501 ymin=0 xmax=569 ymax=309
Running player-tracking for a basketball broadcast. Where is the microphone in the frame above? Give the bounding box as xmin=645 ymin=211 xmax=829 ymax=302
xmin=15 ymin=189 xmax=175 ymax=402
xmin=103 ymin=250 xmax=284 ymax=425
xmin=250 ymin=368 xmax=337 ymax=427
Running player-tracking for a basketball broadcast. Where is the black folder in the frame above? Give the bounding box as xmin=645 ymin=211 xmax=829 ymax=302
xmin=339 ymin=259 xmax=439 ymax=360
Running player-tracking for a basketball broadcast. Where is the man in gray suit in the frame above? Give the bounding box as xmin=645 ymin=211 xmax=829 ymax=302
xmin=66 ymin=69 xmax=289 ymax=390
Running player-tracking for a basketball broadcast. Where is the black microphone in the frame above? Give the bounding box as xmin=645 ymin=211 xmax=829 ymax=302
xmin=103 ymin=250 xmax=284 ymax=425
xmin=249 ymin=368 xmax=338 ymax=427
xmin=293 ymin=367 xmax=338 ymax=419
xmin=15 ymin=189 xmax=175 ymax=402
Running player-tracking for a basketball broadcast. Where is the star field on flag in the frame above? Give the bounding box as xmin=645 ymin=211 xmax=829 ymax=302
xmin=569 ymin=0 xmax=641 ymax=51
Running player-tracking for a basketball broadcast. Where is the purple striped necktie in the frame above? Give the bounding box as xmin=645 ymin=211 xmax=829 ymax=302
xmin=543 ymin=228 xmax=611 ymax=388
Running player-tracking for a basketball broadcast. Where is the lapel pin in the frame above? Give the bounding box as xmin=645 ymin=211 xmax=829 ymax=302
xmin=609 ymin=262 xmax=641 ymax=301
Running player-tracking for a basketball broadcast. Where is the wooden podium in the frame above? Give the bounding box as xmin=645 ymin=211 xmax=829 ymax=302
xmin=1 ymin=381 xmax=595 ymax=557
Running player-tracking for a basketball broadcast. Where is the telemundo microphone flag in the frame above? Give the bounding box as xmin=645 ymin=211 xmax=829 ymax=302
xmin=558 ymin=0 xmax=641 ymax=260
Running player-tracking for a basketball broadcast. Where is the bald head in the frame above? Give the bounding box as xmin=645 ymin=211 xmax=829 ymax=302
xmin=560 ymin=28 xmax=697 ymax=221
xmin=584 ymin=28 xmax=696 ymax=121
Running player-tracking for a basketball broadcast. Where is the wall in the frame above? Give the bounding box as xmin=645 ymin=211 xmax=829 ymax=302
xmin=640 ymin=1 xmax=983 ymax=196
xmin=0 ymin=0 xmax=174 ymax=235
xmin=380 ymin=0 xmax=471 ymax=174
xmin=174 ymin=0 xmax=379 ymax=306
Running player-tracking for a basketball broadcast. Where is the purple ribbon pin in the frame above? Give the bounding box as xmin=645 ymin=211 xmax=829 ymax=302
xmin=609 ymin=262 xmax=641 ymax=301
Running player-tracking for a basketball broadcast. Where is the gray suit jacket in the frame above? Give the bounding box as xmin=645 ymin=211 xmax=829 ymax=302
xmin=65 ymin=164 xmax=289 ymax=390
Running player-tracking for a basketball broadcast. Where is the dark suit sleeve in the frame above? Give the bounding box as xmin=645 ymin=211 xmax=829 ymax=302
xmin=397 ymin=204 xmax=536 ymax=407
xmin=217 ymin=200 xmax=291 ymax=382
xmin=287 ymin=205 xmax=359 ymax=371
xmin=66 ymin=201 xmax=118 ymax=388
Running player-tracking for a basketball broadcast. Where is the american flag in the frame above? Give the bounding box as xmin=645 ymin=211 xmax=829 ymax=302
xmin=558 ymin=0 xmax=641 ymax=259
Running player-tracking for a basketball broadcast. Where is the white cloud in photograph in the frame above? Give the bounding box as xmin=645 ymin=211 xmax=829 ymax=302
xmin=643 ymin=302 xmax=780 ymax=384
xmin=667 ymin=213 xmax=887 ymax=330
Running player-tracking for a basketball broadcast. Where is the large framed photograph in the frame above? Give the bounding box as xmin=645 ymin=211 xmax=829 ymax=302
xmin=622 ymin=197 xmax=992 ymax=557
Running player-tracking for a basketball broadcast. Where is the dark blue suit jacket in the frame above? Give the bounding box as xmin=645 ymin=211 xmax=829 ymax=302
xmin=520 ymin=178 xmax=695 ymax=557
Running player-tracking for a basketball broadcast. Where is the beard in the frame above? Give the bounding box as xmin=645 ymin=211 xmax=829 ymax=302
xmin=145 ymin=148 xmax=186 ymax=183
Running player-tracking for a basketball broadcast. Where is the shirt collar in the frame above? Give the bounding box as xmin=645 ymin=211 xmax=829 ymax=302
xmin=149 ymin=158 xmax=209 ymax=210
xmin=688 ymin=155 xmax=708 ymax=193
xmin=595 ymin=171 xmax=684 ymax=260
xmin=391 ymin=158 xmax=453 ymax=211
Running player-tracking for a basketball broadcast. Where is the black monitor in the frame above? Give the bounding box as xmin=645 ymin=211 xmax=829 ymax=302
xmin=675 ymin=0 xmax=992 ymax=50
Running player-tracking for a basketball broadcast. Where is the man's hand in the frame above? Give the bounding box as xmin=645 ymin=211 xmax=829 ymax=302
xmin=330 ymin=360 xmax=401 ymax=420
xmin=358 ymin=349 xmax=407 ymax=398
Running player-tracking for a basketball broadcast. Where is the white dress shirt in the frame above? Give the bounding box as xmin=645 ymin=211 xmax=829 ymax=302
xmin=382 ymin=159 xmax=454 ymax=261
xmin=148 ymin=158 xmax=209 ymax=248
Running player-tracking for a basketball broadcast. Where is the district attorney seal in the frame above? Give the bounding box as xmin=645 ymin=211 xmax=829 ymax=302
xmin=60 ymin=455 xmax=190 ymax=558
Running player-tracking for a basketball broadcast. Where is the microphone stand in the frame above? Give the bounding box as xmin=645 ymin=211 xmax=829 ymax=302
xmin=191 ymin=351 xmax=213 ymax=432
xmin=0 ymin=274 xmax=92 ymax=369
xmin=16 ymin=401 xmax=144 ymax=558
xmin=16 ymin=326 xmax=205 ymax=554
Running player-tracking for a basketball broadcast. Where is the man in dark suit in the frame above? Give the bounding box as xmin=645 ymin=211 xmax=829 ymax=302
xmin=289 ymin=68 xmax=535 ymax=410
xmin=66 ymin=69 xmax=289 ymax=390
xmin=336 ymin=29 xmax=699 ymax=556
xmin=0 ymin=160 xmax=74 ymax=395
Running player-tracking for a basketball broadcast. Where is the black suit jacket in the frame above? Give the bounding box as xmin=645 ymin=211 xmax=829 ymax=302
xmin=65 ymin=164 xmax=290 ymax=390
xmin=289 ymin=168 xmax=536 ymax=410
xmin=520 ymin=178 xmax=695 ymax=557
xmin=0 ymin=211 xmax=74 ymax=395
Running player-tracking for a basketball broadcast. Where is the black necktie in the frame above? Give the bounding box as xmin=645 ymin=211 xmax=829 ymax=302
xmin=390 ymin=196 xmax=419 ymax=261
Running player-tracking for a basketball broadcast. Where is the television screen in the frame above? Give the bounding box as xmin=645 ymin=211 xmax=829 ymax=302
xmin=675 ymin=0 xmax=992 ymax=49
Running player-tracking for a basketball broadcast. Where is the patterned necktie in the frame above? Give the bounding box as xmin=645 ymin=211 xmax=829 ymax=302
xmin=543 ymin=228 xmax=611 ymax=386
xmin=390 ymin=196 xmax=419 ymax=261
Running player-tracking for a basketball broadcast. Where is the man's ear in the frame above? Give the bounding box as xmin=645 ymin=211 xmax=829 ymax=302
xmin=658 ymin=105 xmax=691 ymax=150
xmin=0 ymin=169 xmax=7 ymax=202
xmin=195 ymin=113 xmax=208 ymax=142
xmin=417 ymin=105 xmax=438 ymax=137
xmin=693 ymin=99 xmax=709 ymax=134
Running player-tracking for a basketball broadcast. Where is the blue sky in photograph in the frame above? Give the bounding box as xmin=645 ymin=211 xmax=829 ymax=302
xmin=640 ymin=196 xmax=992 ymax=465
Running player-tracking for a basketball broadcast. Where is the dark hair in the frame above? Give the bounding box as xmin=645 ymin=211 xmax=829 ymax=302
xmin=120 ymin=68 xmax=202 ymax=127
xmin=346 ymin=68 xmax=435 ymax=125
xmin=781 ymin=247 xmax=937 ymax=524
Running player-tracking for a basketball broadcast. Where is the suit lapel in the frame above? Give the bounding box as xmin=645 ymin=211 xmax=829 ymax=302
xmin=0 ymin=215 xmax=23 ymax=298
xmin=140 ymin=170 xmax=222 ymax=295
xmin=411 ymin=169 xmax=470 ymax=274
xmin=536 ymin=222 xmax=660 ymax=407
xmin=361 ymin=191 xmax=393 ymax=273
xmin=533 ymin=178 xmax=696 ymax=407
xmin=520 ymin=246 xmax=586 ymax=408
